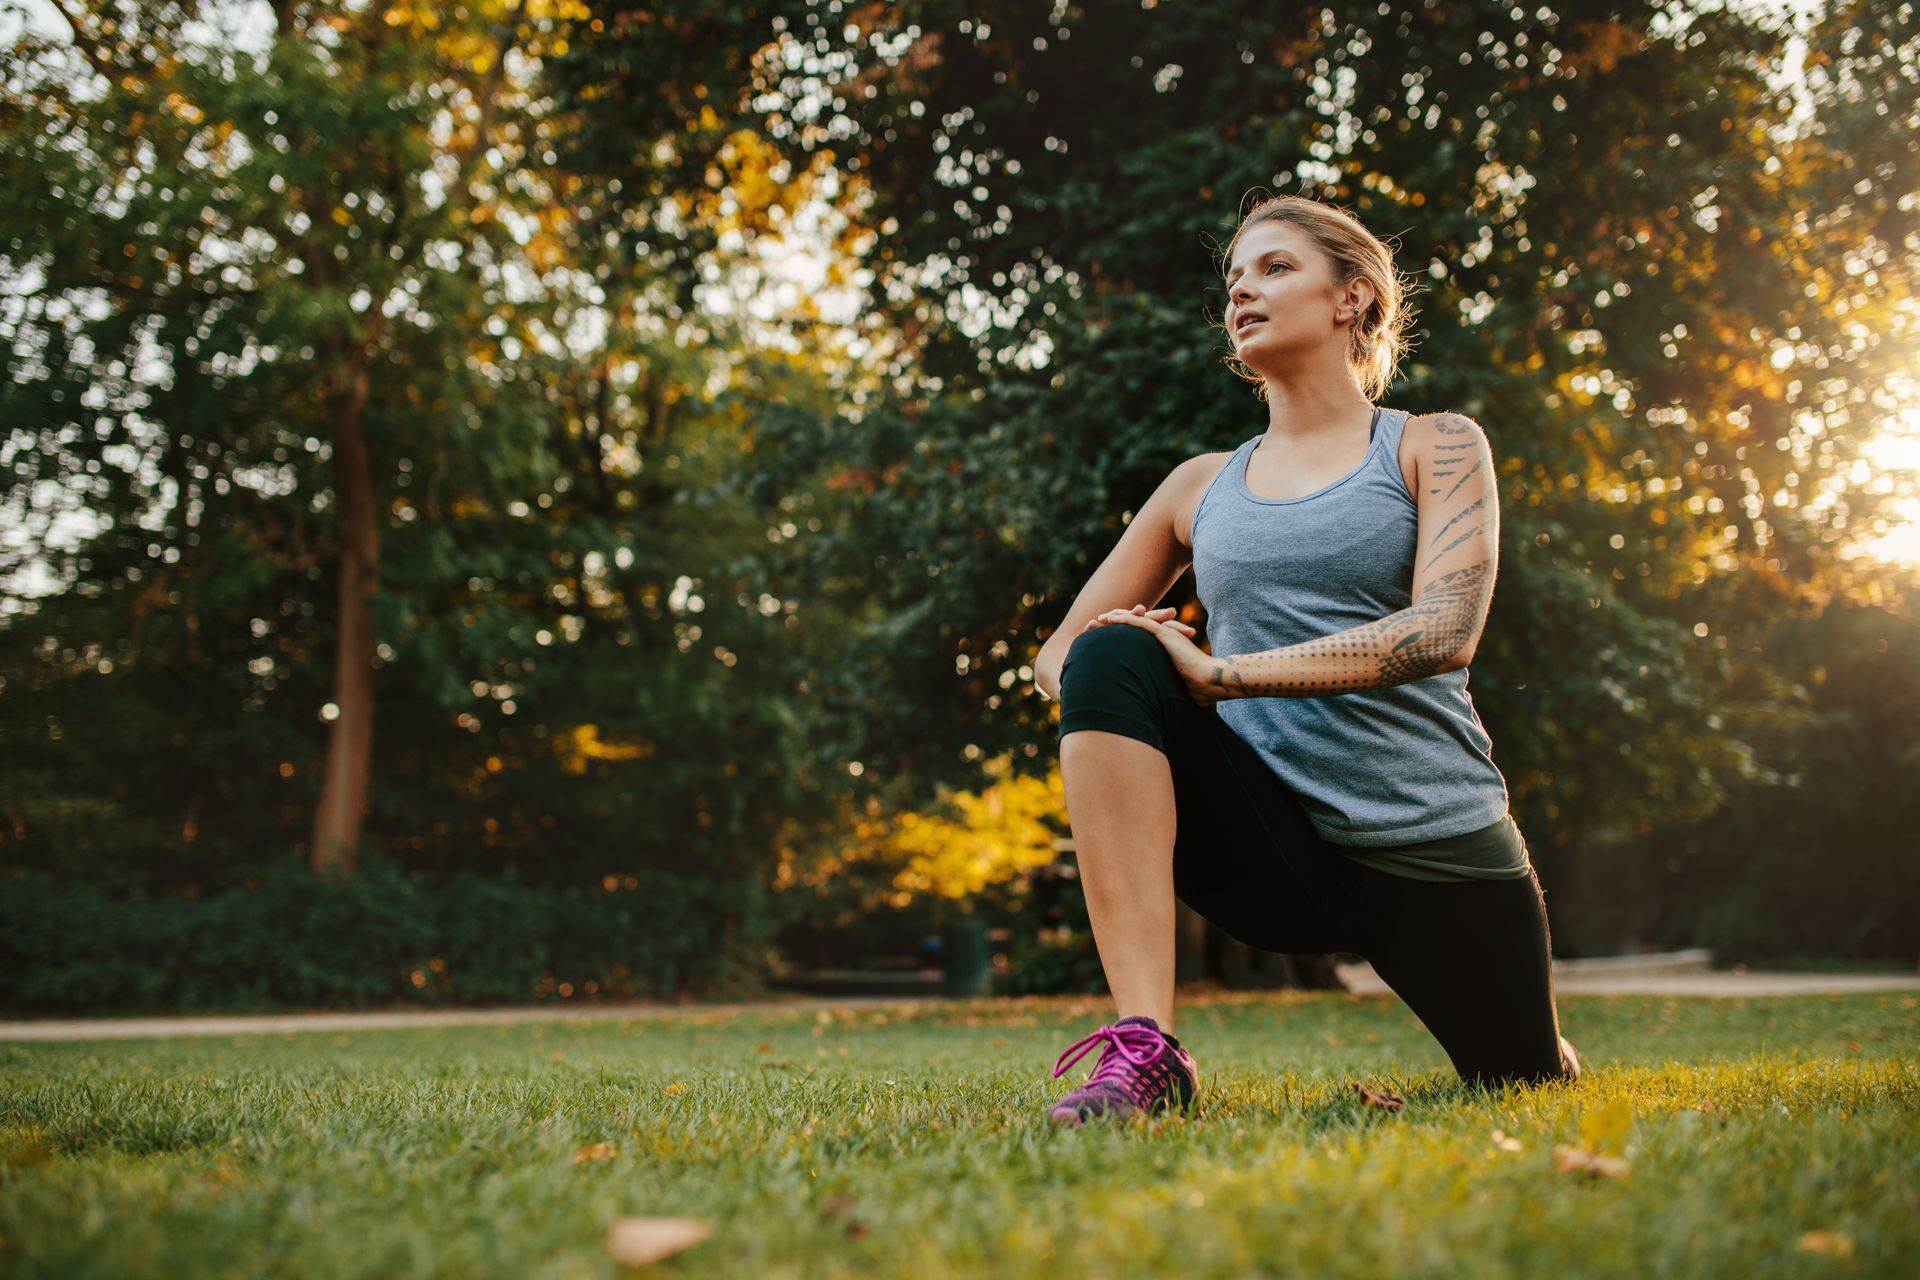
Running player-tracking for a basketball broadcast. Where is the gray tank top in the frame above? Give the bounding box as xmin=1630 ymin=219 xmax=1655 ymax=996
xmin=1190 ymin=405 xmax=1528 ymax=880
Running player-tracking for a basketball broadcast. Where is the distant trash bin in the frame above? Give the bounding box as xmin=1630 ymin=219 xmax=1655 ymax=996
xmin=941 ymin=919 xmax=991 ymax=997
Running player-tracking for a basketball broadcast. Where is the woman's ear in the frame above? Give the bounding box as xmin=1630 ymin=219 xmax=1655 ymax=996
xmin=1343 ymin=278 xmax=1377 ymax=320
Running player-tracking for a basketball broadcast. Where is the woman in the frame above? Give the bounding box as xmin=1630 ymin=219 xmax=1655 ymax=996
xmin=1033 ymin=195 xmax=1581 ymax=1125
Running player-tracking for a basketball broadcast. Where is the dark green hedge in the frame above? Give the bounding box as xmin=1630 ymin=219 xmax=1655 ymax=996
xmin=0 ymin=856 xmax=772 ymax=1015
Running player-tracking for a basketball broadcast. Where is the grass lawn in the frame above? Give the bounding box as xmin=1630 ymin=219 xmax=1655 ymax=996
xmin=2 ymin=990 xmax=1916 ymax=1278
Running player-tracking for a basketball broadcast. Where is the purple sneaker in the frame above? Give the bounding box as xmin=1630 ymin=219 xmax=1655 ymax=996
xmin=1048 ymin=1015 xmax=1198 ymax=1125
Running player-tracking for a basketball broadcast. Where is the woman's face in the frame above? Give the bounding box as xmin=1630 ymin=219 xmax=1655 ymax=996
xmin=1223 ymin=220 xmax=1368 ymax=375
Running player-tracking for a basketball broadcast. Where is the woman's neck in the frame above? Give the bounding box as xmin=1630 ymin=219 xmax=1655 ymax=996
xmin=1259 ymin=381 xmax=1375 ymax=443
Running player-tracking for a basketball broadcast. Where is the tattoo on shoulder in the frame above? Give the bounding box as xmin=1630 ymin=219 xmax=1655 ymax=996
xmin=1444 ymin=457 xmax=1485 ymax=501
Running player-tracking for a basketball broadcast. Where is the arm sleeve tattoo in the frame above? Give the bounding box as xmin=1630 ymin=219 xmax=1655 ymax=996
xmin=1202 ymin=412 xmax=1499 ymax=702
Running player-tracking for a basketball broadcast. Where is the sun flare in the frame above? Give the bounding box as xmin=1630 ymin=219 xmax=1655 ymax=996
xmin=1846 ymin=405 xmax=1920 ymax=569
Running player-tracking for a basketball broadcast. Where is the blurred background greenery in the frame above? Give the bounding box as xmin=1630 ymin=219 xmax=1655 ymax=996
xmin=2 ymin=0 xmax=1915 ymax=1014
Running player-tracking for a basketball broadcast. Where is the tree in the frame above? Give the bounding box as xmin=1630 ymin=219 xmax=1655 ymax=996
xmin=2 ymin=1 xmax=870 ymax=994
xmin=2 ymin=0 xmax=550 ymax=878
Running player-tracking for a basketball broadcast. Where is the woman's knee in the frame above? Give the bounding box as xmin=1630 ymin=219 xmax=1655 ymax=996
xmin=1066 ymin=618 xmax=1164 ymax=664
xmin=1061 ymin=622 xmax=1172 ymax=701
xmin=1057 ymin=623 xmax=1181 ymax=751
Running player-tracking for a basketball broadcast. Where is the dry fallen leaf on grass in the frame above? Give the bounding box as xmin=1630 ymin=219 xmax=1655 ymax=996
xmin=1353 ymin=1083 xmax=1405 ymax=1111
xmin=821 ymin=1195 xmax=869 ymax=1242
xmin=1553 ymin=1144 xmax=1631 ymax=1178
xmin=1577 ymin=1097 xmax=1634 ymax=1156
xmin=572 ymin=1143 xmax=618 ymax=1164
xmin=605 ymin=1217 xmax=712 ymax=1267
xmin=5 ymin=1135 xmax=52 ymax=1170
xmin=1796 ymin=1230 xmax=1855 ymax=1257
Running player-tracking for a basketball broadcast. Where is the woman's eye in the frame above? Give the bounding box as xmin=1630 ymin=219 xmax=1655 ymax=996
xmin=1267 ymin=261 xmax=1288 ymax=273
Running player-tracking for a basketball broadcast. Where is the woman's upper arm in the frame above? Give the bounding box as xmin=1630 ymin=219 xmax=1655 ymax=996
xmin=1035 ymin=455 xmax=1218 ymax=671
xmin=1407 ymin=411 xmax=1500 ymax=668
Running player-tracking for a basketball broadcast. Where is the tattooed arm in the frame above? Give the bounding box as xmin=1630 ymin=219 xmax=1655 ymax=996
xmin=1201 ymin=411 xmax=1499 ymax=701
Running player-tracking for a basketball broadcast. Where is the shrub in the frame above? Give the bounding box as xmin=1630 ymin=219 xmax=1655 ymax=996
xmin=995 ymin=930 xmax=1107 ymax=997
xmin=0 ymin=854 xmax=774 ymax=1015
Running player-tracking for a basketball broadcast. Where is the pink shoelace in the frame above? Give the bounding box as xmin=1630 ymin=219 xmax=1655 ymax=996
xmin=1051 ymin=1022 xmax=1166 ymax=1089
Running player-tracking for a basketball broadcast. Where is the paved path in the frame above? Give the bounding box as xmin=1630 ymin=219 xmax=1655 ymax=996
xmin=3 ymin=971 xmax=1915 ymax=1042
xmin=1551 ymin=972 xmax=1920 ymax=996
xmin=0 ymin=996 xmax=925 ymax=1043
xmin=1336 ymin=965 xmax=1920 ymax=999
xmin=1333 ymin=948 xmax=1920 ymax=998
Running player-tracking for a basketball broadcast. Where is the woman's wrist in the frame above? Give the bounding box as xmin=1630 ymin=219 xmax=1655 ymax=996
xmin=1203 ymin=657 xmax=1248 ymax=701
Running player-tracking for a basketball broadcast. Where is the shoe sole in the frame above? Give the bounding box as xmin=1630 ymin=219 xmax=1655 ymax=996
xmin=1048 ymin=1096 xmax=1196 ymax=1126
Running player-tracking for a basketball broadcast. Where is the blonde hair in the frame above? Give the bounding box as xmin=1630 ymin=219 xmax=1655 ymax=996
xmin=1215 ymin=194 xmax=1422 ymax=401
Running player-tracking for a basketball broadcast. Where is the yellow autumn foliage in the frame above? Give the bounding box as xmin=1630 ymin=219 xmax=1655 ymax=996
xmin=782 ymin=753 xmax=1069 ymax=905
xmin=554 ymin=724 xmax=656 ymax=775
xmin=884 ymin=754 xmax=1068 ymax=900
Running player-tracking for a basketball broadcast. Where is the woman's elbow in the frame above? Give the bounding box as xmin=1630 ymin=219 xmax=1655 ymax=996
xmin=1447 ymin=633 xmax=1480 ymax=671
xmin=1034 ymin=654 xmax=1065 ymax=701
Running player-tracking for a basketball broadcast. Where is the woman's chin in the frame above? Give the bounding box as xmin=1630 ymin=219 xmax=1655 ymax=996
xmin=1233 ymin=343 xmax=1287 ymax=376
xmin=1234 ymin=331 xmax=1333 ymax=376
xmin=1234 ymin=328 xmax=1284 ymax=358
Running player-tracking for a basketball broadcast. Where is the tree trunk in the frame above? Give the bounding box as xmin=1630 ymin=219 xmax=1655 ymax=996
xmin=311 ymin=349 xmax=379 ymax=880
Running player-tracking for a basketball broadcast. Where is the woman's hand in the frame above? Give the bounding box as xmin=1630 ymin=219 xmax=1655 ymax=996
xmin=1084 ymin=605 xmax=1234 ymax=708
xmin=1080 ymin=604 xmax=1195 ymax=638
xmin=1038 ymin=607 xmax=1201 ymax=704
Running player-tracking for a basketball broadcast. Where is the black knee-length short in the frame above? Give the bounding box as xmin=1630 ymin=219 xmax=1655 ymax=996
xmin=1056 ymin=621 xmax=1575 ymax=1088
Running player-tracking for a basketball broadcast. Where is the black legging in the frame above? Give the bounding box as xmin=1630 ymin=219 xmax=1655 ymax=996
xmin=1057 ymin=622 xmax=1575 ymax=1088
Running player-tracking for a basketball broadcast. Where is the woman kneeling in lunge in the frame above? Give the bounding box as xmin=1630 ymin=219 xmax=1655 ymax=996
xmin=1033 ymin=194 xmax=1581 ymax=1125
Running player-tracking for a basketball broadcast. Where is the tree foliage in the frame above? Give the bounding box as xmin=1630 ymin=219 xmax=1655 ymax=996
xmin=0 ymin=1 xmax=843 ymax=983
xmin=708 ymin=0 xmax=1920 ymax=911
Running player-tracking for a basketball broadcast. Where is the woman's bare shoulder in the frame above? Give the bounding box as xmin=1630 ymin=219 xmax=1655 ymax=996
xmin=1174 ymin=447 xmax=1239 ymax=478
xmin=1171 ymin=448 xmax=1240 ymax=549
xmin=1396 ymin=410 xmax=1484 ymax=502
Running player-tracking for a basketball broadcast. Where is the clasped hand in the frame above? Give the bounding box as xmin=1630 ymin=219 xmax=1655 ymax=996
xmin=1081 ymin=605 xmax=1231 ymax=709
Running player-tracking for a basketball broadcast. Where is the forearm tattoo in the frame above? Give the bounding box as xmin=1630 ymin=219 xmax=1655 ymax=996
xmin=1201 ymin=561 xmax=1490 ymax=698
xmin=1200 ymin=411 xmax=1497 ymax=701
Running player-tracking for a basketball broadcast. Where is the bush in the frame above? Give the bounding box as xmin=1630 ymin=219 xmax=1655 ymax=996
xmin=0 ymin=854 xmax=774 ymax=1015
xmin=995 ymin=930 xmax=1107 ymax=997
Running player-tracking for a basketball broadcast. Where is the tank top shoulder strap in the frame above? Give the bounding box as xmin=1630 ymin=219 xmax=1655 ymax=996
xmin=1368 ymin=406 xmax=1416 ymax=503
xmin=1189 ymin=437 xmax=1258 ymax=548
xmin=1373 ymin=405 xmax=1411 ymax=452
